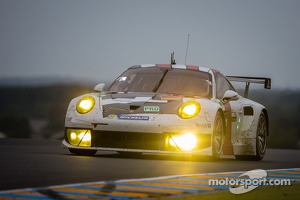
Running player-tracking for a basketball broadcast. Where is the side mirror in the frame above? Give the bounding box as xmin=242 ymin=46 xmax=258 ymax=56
xmin=222 ymin=90 xmax=239 ymax=102
xmin=94 ymin=83 xmax=106 ymax=92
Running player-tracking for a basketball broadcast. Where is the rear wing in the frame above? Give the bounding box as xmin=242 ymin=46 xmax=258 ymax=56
xmin=226 ymin=76 xmax=271 ymax=98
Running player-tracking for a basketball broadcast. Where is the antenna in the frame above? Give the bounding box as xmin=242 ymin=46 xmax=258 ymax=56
xmin=171 ymin=52 xmax=176 ymax=64
xmin=184 ymin=34 xmax=190 ymax=65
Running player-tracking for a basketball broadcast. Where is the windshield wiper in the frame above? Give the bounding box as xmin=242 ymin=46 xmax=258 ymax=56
xmin=152 ymin=69 xmax=169 ymax=92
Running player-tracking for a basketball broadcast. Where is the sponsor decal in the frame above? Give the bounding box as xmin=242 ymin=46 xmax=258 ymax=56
xmin=195 ymin=122 xmax=211 ymax=128
xmin=204 ymin=112 xmax=211 ymax=122
xmin=117 ymin=115 xmax=149 ymax=121
xmin=144 ymin=106 xmax=160 ymax=112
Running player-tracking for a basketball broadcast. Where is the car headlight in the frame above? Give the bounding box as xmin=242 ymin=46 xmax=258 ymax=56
xmin=178 ymin=101 xmax=201 ymax=119
xmin=168 ymin=133 xmax=198 ymax=151
xmin=67 ymin=129 xmax=92 ymax=147
xmin=76 ymin=96 xmax=95 ymax=114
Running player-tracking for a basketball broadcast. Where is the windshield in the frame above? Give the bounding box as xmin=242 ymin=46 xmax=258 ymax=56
xmin=109 ymin=67 xmax=211 ymax=97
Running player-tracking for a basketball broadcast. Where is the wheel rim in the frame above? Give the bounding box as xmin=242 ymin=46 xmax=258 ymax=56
xmin=257 ymin=114 xmax=267 ymax=154
xmin=214 ymin=114 xmax=224 ymax=155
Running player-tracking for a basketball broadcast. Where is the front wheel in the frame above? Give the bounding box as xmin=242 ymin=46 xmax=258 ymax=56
xmin=69 ymin=148 xmax=97 ymax=156
xmin=212 ymin=111 xmax=225 ymax=159
xmin=235 ymin=112 xmax=267 ymax=161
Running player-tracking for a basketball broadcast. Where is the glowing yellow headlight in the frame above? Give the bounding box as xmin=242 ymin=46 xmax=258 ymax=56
xmin=178 ymin=101 xmax=201 ymax=119
xmin=169 ymin=133 xmax=197 ymax=151
xmin=67 ymin=129 xmax=92 ymax=147
xmin=76 ymin=96 xmax=95 ymax=114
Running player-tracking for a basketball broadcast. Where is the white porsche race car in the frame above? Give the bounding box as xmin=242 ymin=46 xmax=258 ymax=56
xmin=62 ymin=64 xmax=271 ymax=160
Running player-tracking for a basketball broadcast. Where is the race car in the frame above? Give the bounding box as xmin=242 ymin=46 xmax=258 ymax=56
xmin=62 ymin=64 xmax=271 ymax=160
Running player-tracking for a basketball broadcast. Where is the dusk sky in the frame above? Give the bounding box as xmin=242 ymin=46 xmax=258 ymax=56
xmin=1 ymin=0 xmax=300 ymax=89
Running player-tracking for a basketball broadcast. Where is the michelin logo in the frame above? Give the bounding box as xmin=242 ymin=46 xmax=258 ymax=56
xmin=117 ymin=115 xmax=149 ymax=121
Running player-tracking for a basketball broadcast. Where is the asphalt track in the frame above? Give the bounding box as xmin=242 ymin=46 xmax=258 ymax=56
xmin=0 ymin=138 xmax=299 ymax=194
xmin=1 ymin=168 xmax=299 ymax=199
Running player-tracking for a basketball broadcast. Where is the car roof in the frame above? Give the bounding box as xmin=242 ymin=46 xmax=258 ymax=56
xmin=128 ymin=64 xmax=212 ymax=73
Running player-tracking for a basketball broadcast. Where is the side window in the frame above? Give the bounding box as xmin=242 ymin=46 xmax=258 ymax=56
xmin=216 ymin=73 xmax=235 ymax=99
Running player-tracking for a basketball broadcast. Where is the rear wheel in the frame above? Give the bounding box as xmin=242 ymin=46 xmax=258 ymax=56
xmin=235 ymin=112 xmax=267 ymax=161
xmin=69 ymin=149 xmax=97 ymax=156
xmin=212 ymin=111 xmax=225 ymax=159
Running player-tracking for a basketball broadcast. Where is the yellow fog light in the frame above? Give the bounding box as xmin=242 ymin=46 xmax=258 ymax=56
xmin=67 ymin=129 xmax=92 ymax=147
xmin=178 ymin=101 xmax=201 ymax=119
xmin=76 ymin=96 xmax=95 ymax=114
xmin=169 ymin=133 xmax=197 ymax=151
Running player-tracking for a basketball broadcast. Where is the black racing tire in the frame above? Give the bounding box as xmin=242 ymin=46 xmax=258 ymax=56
xmin=212 ymin=111 xmax=225 ymax=160
xmin=235 ymin=112 xmax=267 ymax=161
xmin=69 ymin=148 xmax=97 ymax=156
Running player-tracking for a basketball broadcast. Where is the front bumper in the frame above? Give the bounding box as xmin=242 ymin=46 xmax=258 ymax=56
xmin=62 ymin=128 xmax=213 ymax=155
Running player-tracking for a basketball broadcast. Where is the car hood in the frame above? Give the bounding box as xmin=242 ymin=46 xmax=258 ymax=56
xmin=101 ymin=92 xmax=184 ymax=117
